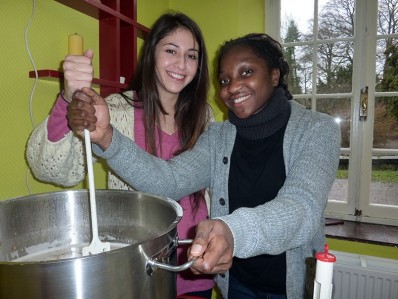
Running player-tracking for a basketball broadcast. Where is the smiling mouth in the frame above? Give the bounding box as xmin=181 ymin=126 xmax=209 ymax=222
xmin=232 ymin=94 xmax=250 ymax=104
xmin=167 ymin=71 xmax=185 ymax=80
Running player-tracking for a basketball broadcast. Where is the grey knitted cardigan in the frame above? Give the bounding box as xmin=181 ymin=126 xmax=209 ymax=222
xmin=93 ymin=100 xmax=341 ymax=299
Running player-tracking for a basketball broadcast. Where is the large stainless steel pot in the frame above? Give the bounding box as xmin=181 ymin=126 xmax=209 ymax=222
xmin=0 ymin=190 xmax=191 ymax=299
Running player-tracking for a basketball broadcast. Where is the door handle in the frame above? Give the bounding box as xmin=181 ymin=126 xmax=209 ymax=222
xmin=360 ymin=86 xmax=368 ymax=121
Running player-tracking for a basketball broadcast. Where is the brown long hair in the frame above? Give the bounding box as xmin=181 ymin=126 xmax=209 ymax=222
xmin=121 ymin=12 xmax=210 ymax=212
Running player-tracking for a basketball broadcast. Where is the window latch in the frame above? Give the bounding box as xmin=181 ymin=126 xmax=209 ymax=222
xmin=355 ymin=208 xmax=363 ymax=222
xmin=359 ymin=86 xmax=368 ymax=121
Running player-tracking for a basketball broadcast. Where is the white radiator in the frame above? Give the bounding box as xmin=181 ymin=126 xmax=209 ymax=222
xmin=331 ymin=251 xmax=398 ymax=299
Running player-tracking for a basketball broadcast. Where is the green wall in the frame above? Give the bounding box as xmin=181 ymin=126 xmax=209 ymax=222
xmin=0 ymin=0 xmax=395 ymax=262
xmin=0 ymin=0 xmax=101 ymax=200
xmin=327 ymin=238 xmax=397 ymax=260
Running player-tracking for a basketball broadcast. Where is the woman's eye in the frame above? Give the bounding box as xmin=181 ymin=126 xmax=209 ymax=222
xmin=187 ymin=54 xmax=198 ymax=60
xmin=219 ymin=78 xmax=229 ymax=85
xmin=166 ymin=49 xmax=176 ymax=54
xmin=242 ymin=69 xmax=253 ymax=76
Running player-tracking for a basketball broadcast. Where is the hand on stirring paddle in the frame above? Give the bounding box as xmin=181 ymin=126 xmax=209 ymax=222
xmin=63 ymin=50 xmax=94 ymax=102
xmin=67 ymin=87 xmax=113 ymax=151
xmin=188 ymin=219 xmax=234 ymax=275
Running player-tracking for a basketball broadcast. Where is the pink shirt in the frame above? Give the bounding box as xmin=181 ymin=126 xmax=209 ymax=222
xmin=47 ymin=96 xmax=70 ymax=142
xmin=47 ymin=95 xmax=214 ymax=295
xmin=133 ymin=107 xmax=214 ymax=295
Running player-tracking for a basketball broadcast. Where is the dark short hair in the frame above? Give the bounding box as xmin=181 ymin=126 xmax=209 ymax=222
xmin=218 ymin=33 xmax=292 ymax=99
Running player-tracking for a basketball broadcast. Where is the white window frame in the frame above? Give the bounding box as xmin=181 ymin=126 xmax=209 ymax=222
xmin=265 ymin=0 xmax=398 ymax=225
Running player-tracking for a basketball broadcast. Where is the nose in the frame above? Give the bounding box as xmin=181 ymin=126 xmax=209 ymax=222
xmin=175 ymin=53 xmax=186 ymax=70
xmin=227 ymin=78 xmax=242 ymax=94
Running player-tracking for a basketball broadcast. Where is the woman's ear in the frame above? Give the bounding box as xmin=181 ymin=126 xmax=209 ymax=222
xmin=272 ymin=69 xmax=280 ymax=86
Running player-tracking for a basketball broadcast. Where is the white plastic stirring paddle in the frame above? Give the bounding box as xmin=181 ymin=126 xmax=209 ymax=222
xmin=82 ymin=129 xmax=110 ymax=256
xmin=68 ymin=33 xmax=110 ymax=255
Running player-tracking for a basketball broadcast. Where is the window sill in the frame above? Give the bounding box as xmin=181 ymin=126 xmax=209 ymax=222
xmin=325 ymin=219 xmax=398 ymax=247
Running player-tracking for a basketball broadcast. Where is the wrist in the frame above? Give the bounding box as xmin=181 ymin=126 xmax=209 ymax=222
xmin=60 ymin=90 xmax=72 ymax=103
xmin=98 ymin=126 xmax=113 ymax=151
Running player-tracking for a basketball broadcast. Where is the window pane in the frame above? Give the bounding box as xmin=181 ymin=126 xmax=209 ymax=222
xmin=329 ymin=159 xmax=349 ymax=203
xmin=375 ymin=38 xmax=397 ymax=92
xmin=370 ymin=97 xmax=398 ymax=207
xmin=373 ymin=1 xmax=398 ymax=209
xmin=318 ymin=97 xmax=351 ymax=203
xmin=317 ymin=98 xmax=351 ymax=148
xmin=318 ymin=0 xmax=355 ymax=39
xmin=373 ymin=98 xmax=398 ymax=150
xmin=281 ymin=0 xmax=314 ymax=42
xmin=316 ymin=42 xmax=353 ymax=94
xmin=284 ymin=45 xmax=313 ymax=95
xmin=377 ymin=1 xmax=398 ymax=36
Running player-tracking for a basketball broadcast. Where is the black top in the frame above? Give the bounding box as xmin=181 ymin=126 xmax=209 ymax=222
xmin=227 ymin=87 xmax=291 ymax=294
xmin=228 ymin=125 xmax=287 ymax=294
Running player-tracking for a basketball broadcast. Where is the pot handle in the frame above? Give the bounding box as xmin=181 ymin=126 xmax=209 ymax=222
xmin=177 ymin=238 xmax=193 ymax=245
xmin=146 ymin=238 xmax=196 ymax=274
xmin=147 ymin=257 xmax=197 ymax=273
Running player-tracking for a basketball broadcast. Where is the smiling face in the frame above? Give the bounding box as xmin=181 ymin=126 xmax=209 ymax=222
xmin=218 ymin=45 xmax=280 ymax=119
xmin=154 ymin=28 xmax=199 ymax=102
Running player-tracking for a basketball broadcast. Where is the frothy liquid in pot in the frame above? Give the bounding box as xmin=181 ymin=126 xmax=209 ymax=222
xmin=12 ymin=242 xmax=129 ymax=262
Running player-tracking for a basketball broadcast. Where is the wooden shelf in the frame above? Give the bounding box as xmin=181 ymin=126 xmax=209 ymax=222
xmin=29 ymin=69 xmax=128 ymax=89
xmin=55 ymin=0 xmax=149 ymax=38
xmin=32 ymin=0 xmax=148 ymax=96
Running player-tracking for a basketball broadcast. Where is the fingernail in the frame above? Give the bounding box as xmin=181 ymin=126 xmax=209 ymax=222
xmin=191 ymin=244 xmax=202 ymax=254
